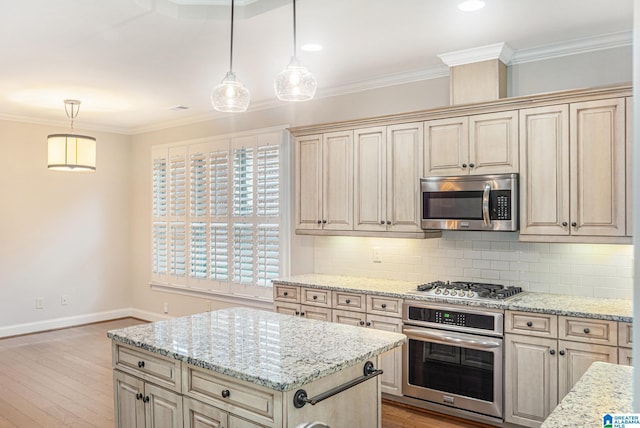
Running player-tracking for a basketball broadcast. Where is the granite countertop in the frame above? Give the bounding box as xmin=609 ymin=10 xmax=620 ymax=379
xmin=541 ymin=362 xmax=633 ymax=428
xmin=274 ymin=274 xmax=633 ymax=322
xmin=107 ymin=307 xmax=405 ymax=392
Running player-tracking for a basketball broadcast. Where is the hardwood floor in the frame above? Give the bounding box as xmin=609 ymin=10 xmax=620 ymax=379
xmin=0 ymin=318 xmax=490 ymax=428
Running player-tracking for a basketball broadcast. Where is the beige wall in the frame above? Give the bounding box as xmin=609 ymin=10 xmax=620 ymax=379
xmin=0 ymin=120 xmax=132 ymax=336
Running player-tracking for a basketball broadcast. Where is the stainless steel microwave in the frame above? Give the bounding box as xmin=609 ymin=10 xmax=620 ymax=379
xmin=420 ymin=173 xmax=518 ymax=231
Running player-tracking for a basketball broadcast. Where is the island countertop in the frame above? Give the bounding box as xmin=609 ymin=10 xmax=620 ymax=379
xmin=107 ymin=307 xmax=405 ymax=392
xmin=541 ymin=362 xmax=633 ymax=428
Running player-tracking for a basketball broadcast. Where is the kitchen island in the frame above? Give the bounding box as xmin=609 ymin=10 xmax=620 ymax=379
xmin=541 ymin=362 xmax=633 ymax=428
xmin=108 ymin=307 xmax=406 ymax=428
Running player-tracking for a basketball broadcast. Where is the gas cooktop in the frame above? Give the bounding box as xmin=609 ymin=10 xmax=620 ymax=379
xmin=415 ymin=280 xmax=523 ymax=300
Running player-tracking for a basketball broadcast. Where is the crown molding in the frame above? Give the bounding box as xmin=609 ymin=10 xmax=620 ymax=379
xmin=0 ymin=113 xmax=131 ymax=135
xmin=438 ymin=42 xmax=515 ymax=67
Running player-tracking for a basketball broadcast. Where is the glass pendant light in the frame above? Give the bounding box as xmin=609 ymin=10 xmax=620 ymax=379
xmin=274 ymin=0 xmax=317 ymax=101
xmin=211 ymin=0 xmax=250 ymax=112
xmin=47 ymin=100 xmax=96 ymax=172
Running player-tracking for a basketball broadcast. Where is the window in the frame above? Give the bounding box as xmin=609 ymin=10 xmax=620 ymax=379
xmin=151 ymin=130 xmax=287 ymax=301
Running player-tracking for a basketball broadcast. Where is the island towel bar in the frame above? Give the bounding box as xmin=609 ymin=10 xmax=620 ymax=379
xmin=292 ymin=361 xmax=383 ymax=408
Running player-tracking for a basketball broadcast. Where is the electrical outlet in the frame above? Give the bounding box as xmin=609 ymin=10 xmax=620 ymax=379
xmin=372 ymin=247 xmax=382 ymax=263
xmin=61 ymin=296 xmax=69 ymax=305
xmin=35 ymin=298 xmax=44 ymax=309
xmin=163 ymin=302 xmax=169 ymax=314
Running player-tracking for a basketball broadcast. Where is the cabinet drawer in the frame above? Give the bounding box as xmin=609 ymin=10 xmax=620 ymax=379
xmin=333 ymin=309 xmax=366 ymax=327
xmin=301 ymin=287 xmax=331 ymax=307
xmin=505 ymin=311 xmax=557 ymax=338
xmin=367 ymin=295 xmax=402 ymax=317
xmin=183 ymin=365 xmax=278 ymax=427
xmin=618 ymin=322 xmax=632 ymax=348
xmin=558 ymin=316 xmax=617 ymax=346
xmin=332 ymin=291 xmax=365 ymax=312
xmin=113 ymin=343 xmax=182 ymax=392
xmin=273 ymin=284 xmax=299 ymax=303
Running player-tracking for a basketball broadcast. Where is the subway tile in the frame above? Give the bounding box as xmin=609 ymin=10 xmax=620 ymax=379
xmin=481 ymin=270 xmax=501 ymax=280
xmin=472 ymin=240 xmax=492 ymax=250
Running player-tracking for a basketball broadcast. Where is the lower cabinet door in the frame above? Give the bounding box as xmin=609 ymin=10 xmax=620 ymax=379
xmin=146 ymin=382 xmax=184 ymax=428
xmin=367 ymin=314 xmax=403 ymax=396
xmin=183 ymin=397 xmax=228 ymax=428
xmin=557 ymin=340 xmax=618 ymax=400
xmin=114 ymin=370 xmax=146 ymax=428
xmin=229 ymin=415 xmax=268 ymax=428
xmin=504 ymin=334 xmax=558 ymax=428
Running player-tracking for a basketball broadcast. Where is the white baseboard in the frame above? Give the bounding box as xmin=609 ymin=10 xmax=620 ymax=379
xmin=0 ymin=308 xmax=169 ymax=338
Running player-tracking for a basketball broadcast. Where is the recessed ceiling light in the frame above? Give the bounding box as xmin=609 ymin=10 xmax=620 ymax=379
xmin=458 ymin=0 xmax=485 ymax=12
xmin=301 ymin=44 xmax=323 ymax=52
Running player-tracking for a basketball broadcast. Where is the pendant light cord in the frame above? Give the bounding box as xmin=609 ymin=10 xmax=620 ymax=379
xmin=291 ymin=0 xmax=297 ymax=57
xmin=229 ymin=0 xmax=235 ymax=72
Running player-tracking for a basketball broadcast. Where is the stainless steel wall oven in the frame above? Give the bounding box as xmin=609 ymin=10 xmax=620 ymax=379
xmin=402 ymin=302 xmax=504 ymax=420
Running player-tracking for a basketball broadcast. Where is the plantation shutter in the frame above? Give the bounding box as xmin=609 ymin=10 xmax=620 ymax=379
xmin=150 ymin=130 xmax=286 ymax=300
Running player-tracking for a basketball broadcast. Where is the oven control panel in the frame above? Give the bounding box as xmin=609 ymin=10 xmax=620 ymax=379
xmin=405 ymin=304 xmax=501 ymax=335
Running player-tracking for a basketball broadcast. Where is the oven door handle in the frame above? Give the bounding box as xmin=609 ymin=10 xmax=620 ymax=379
xmin=403 ymin=327 xmax=501 ymax=350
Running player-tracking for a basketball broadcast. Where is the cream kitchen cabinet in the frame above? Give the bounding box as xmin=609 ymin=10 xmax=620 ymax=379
xmin=519 ymin=98 xmax=628 ymax=242
xmin=618 ymin=322 xmax=632 ymax=366
xmin=113 ymin=344 xmax=184 ymax=428
xmin=505 ymin=312 xmax=620 ymax=427
xmin=353 ymin=123 xmax=423 ymax=233
xmin=273 ymin=285 xmax=332 ymax=321
xmin=423 ymin=110 xmax=518 ymax=177
xmin=295 ymin=131 xmax=353 ymax=231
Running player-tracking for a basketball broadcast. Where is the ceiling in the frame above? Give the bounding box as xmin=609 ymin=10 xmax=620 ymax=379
xmin=0 ymin=0 xmax=633 ymax=134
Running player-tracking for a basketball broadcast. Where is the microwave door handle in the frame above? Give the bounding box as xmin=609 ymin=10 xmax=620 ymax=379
xmin=482 ymin=182 xmax=491 ymax=226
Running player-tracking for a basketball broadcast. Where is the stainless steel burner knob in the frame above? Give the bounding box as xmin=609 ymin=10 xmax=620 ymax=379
xmin=468 ymin=291 xmax=474 ymax=297
xmin=443 ymin=290 xmax=449 ymax=295
xmin=435 ymin=288 xmax=441 ymax=294
xmin=450 ymin=290 xmax=457 ymax=296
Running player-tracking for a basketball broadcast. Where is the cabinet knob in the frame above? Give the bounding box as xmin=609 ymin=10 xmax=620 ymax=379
xmin=295 ymin=311 xmax=300 ymax=315
xmin=283 ymin=291 xmax=288 ymax=297
xmin=345 ymin=299 xmax=351 ymax=304
xmin=549 ymin=349 xmax=555 ymax=355
xmin=583 ymin=328 xmax=590 ymax=334
xmin=462 ymin=163 xmax=467 ymax=168
xmin=381 ymin=303 xmax=387 ymax=309
xmin=571 ymin=222 xmax=577 ymax=227
xmin=300 ymin=312 xmax=305 ymax=316
xmin=138 ymin=361 xmax=145 ymax=368
xmin=526 ymin=321 xmax=533 ymax=327
xmin=469 ymin=163 xmax=475 ymax=168
xmin=221 ymin=389 xmax=231 ymax=399
xmin=143 ymin=396 xmax=150 ymax=403
xmin=317 ymin=220 xmax=322 ymax=224
xmin=380 ymin=221 xmax=385 ymax=225
xmin=386 ymin=221 xmax=391 ymax=225
xmin=562 ymin=222 xmax=568 ymax=227
xmin=136 ymin=392 xmax=143 ymax=400
xmin=312 ymin=295 xmax=318 ymax=300
xmin=559 ymin=350 xmax=565 ymax=356
xmin=366 ymin=322 xmax=372 ymax=327
xmin=322 ymin=220 xmax=327 ymax=224
xmin=359 ymin=320 xmax=365 ymax=326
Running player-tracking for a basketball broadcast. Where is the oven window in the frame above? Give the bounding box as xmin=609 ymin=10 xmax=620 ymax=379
xmin=407 ymin=339 xmax=494 ymax=402
xmin=423 ymin=191 xmax=483 ymax=220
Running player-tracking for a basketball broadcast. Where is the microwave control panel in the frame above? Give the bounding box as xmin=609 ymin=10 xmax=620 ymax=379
xmin=491 ymin=190 xmax=511 ymax=220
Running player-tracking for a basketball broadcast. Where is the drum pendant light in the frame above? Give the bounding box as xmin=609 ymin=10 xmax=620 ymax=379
xmin=211 ymin=0 xmax=250 ymax=112
xmin=274 ymin=0 xmax=317 ymax=101
xmin=47 ymin=99 xmax=96 ymax=172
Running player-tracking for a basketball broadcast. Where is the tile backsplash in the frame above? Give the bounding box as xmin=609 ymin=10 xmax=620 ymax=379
xmin=312 ymin=232 xmax=633 ymax=299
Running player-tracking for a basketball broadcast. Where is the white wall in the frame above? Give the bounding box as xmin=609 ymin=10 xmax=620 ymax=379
xmin=0 ymin=120 xmax=132 ymax=336
xmin=129 ymin=47 xmax=633 ymax=318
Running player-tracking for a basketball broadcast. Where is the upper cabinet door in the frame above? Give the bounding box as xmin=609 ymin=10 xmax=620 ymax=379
xmin=354 ymin=127 xmax=387 ymax=232
xmin=387 ymin=123 xmax=423 ymax=232
xmin=626 ymin=97 xmax=632 ymax=237
xmin=570 ymin=98 xmax=626 ymax=237
xmin=295 ymin=134 xmax=323 ymax=230
xmin=469 ymin=110 xmax=519 ymax=175
xmin=519 ymin=105 xmax=570 ymax=236
xmin=322 ymin=131 xmax=354 ymax=230
xmin=423 ymin=116 xmax=468 ymax=176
